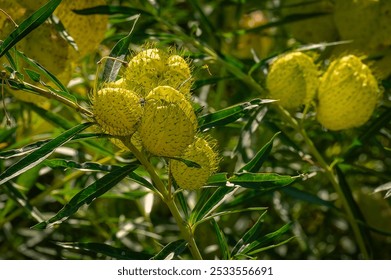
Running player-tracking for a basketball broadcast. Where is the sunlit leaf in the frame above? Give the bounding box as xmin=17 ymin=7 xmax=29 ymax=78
xmin=32 ymin=164 xmax=136 ymax=229
xmin=0 ymin=0 xmax=63 ymax=57
xmin=0 ymin=122 xmax=93 ymax=186
xmin=151 ymin=240 xmax=187 ymax=260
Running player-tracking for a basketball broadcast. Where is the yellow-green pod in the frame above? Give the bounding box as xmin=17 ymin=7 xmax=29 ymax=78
xmin=171 ymin=137 xmax=219 ymax=190
xmin=316 ymin=55 xmax=381 ymax=131
xmin=93 ymin=87 xmax=143 ymax=136
xmin=124 ymin=49 xmax=192 ymax=97
xmin=138 ymin=86 xmax=197 ymax=157
xmin=266 ymin=52 xmax=319 ymax=109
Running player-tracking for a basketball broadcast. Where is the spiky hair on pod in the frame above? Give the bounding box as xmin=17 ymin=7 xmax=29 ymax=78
xmin=266 ymin=51 xmax=319 ymax=109
xmin=316 ymin=55 xmax=381 ymax=131
xmin=92 ymin=87 xmax=144 ymax=136
xmin=170 ymin=136 xmax=219 ymax=191
xmin=123 ymin=47 xmax=193 ymax=98
xmin=138 ymin=86 xmax=198 ymax=157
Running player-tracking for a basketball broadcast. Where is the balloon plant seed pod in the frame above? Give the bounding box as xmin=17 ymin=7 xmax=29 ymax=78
xmin=266 ymin=52 xmax=319 ymax=109
xmin=93 ymin=87 xmax=144 ymax=136
xmin=170 ymin=137 xmax=219 ymax=190
xmin=124 ymin=48 xmax=192 ymax=97
xmin=316 ymin=55 xmax=381 ymax=131
xmin=138 ymin=86 xmax=198 ymax=157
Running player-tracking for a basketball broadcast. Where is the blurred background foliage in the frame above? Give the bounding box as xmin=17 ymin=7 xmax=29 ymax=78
xmin=0 ymin=0 xmax=390 ymax=259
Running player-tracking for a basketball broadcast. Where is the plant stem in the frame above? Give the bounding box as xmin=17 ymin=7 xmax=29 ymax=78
xmin=123 ymin=140 xmax=203 ymax=260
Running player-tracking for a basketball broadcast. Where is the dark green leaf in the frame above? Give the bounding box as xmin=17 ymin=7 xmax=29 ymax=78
xmin=207 ymin=172 xmax=297 ymax=189
xmin=211 ymin=219 xmax=230 ymax=260
xmin=176 ymin=191 xmax=190 ymax=219
xmin=189 ymin=186 xmax=236 ymax=226
xmin=32 ymin=164 xmax=136 ymax=229
xmin=0 ymin=0 xmax=63 ymax=57
xmin=198 ymin=99 xmax=273 ymax=131
xmin=24 ymin=69 xmax=41 ymax=83
xmin=239 ymin=223 xmax=292 ymax=256
xmin=3 ymin=182 xmax=44 ymax=222
xmin=72 ymin=5 xmax=152 ymax=16
xmin=16 ymin=49 xmax=70 ymax=94
xmin=151 ymin=240 xmax=187 ymax=260
xmin=0 ymin=139 xmax=51 ymax=159
xmin=0 ymin=122 xmax=93 ymax=186
xmin=56 ymin=242 xmax=152 ymax=260
xmin=231 ymin=211 xmax=267 ymax=256
xmin=282 ymin=187 xmax=338 ymax=210
xmin=239 ymin=132 xmax=280 ymax=173
xmin=101 ymin=15 xmax=140 ymax=83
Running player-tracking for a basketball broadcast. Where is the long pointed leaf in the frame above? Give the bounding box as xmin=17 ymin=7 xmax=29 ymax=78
xmin=151 ymin=240 xmax=187 ymax=260
xmin=238 ymin=223 xmax=292 ymax=256
xmin=239 ymin=132 xmax=280 ymax=173
xmin=102 ymin=15 xmax=139 ymax=83
xmin=0 ymin=0 xmax=63 ymax=57
xmin=0 ymin=122 xmax=93 ymax=186
xmin=56 ymin=242 xmax=151 ymax=260
xmin=189 ymin=186 xmax=237 ymax=225
xmin=198 ymin=99 xmax=273 ymax=131
xmin=33 ymin=164 xmax=136 ymax=229
xmin=207 ymin=172 xmax=297 ymax=189
xmin=211 ymin=219 xmax=230 ymax=260
xmin=231 ymin=211 xmax=267 ymax=256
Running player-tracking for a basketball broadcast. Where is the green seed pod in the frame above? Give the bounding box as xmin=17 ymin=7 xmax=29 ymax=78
xmin=266 ymin=52 xmax=319 ymax=109
xmin=93 ymin=87 xmax=143 ymax=136
xmin=138 ymin=86 xmax=197 ymax=157
xmin=124 ymin=49 xmax=192 ymax=96
xmin=171 ymin=137 xmax=219 ymax=190
xmin=316 ymin=55 xmax=381 ymax=131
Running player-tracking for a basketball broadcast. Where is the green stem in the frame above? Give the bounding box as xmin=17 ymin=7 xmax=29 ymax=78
xmin=274 ymin=106 xmax=369 ymax=259
xmin=123 ymin=140 xmax=203 ymax=260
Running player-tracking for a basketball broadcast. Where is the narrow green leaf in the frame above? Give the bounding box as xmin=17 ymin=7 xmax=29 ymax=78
xmin=207 ymin=172 xmax=297 ymax=189
xmin=198 ymin=99 xmax=273 ymax=131
xmin=0 ymin=139 xmax=51 ymax=159
xmin=189 ymin=186 xmax=237 ymax=226
xmin=239 ymin=223 xmax=292 ymax=256
xmin=72 ymin=5 xmax=152 ymax=16
xmin=151 ymin=240 xmax=187 ymax=260
xmin=56 ymin=242 xmax=152 ymax=260
xmin=211 ymin=219 xmax=230 ymax=260
xmin=282 ymin=187 xmax=338 ymax=210
xmin=0 ymin=0 xmax=63 ymax=57
xmin=0 ymin=122 xmax=93 ymax=186
xmin=239 ymin=132 xmax=280 ymax=173
xmin=335 ymin=165 xmax=373 ymax=256
xmin=32 ymin=164 xmax=136 ymax=229
xmin=16 ymin=49 xmax=70 ymax=94
xmin=3 ymin=182 xmax=44 ymax=222
xmin=231 ymin=211 xmax=267 ymax=256
xmin=45 ymin=159 xmax=154 ymax=191
xmin=176 ymin=191 xmax=190 ymax=219
xmin=102 ymin=15 xmax=140 ymax=83
xmin=24 ymin=69 xmax=41 ymax=83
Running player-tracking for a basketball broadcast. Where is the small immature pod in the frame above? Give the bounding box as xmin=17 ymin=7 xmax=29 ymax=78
xmin=171 ymin=137 xmax=219 ymax=190
xmin=93 ymin=87 xmax=143 ymax=136
xmin=316 ymin=55 xmax=381 ymax=131
xmin=266 ymin=52 xmax=319 ymax=109
xmin=138 ymin=86 xmax=197 ymax=157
